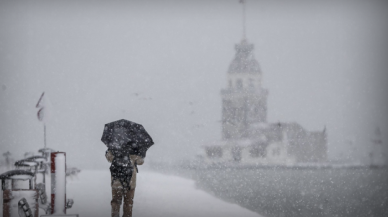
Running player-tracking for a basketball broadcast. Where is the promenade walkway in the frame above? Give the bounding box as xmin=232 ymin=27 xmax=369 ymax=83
xmin=67 ymin=170 xmax=263 ymax=217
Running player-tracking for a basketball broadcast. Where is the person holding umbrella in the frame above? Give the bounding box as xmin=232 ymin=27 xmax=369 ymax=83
xmin=102 ymin=119 xmax=154 ymax=217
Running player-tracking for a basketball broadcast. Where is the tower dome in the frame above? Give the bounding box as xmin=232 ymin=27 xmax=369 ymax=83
xmin=228 ymin=39 xmax=262 ymax=74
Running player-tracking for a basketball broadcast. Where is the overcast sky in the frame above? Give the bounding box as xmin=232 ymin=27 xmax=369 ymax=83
xmin=1 ymin=0 xmax=387 ymax=169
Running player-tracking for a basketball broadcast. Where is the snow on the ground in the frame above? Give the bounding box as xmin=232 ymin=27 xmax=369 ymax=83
xmin=67 ymin=170 xmax=264 ymax=217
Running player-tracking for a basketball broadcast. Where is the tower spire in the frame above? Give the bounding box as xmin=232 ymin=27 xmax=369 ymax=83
xmin=240 ymin=0 xmax=247 ymax=40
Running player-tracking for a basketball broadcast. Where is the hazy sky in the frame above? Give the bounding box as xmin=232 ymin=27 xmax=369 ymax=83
xmin=1 ymin=0 xmax=387 ymax=169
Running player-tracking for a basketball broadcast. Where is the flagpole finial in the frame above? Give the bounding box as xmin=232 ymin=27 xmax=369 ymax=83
xmin=36 ymin=92 xmax=45 ymax=108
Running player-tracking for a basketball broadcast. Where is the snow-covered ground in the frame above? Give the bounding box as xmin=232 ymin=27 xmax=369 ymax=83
xmin=67 ymin=170 xmax=263 ymax=217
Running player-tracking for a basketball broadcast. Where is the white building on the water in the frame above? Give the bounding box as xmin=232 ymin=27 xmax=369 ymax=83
xmin=202 ymin=39 xmax=327 ymax=166
xmin=202 ymin=2 xmax=327 ymax=166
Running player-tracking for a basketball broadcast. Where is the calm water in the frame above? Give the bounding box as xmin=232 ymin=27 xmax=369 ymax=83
xmin=194 ymin=167 xmax=388 ymax=217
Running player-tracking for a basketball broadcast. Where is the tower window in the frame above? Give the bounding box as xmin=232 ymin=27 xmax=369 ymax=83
xmin=250 ymin=144 xmax=266 ymax=158
xmin=206 ymin=147 xmax=223 ymax=158
xmin=232 ymin=146 xmax=242 ymax=162
xmin=236 ymin=79 xmax=243 ymax=89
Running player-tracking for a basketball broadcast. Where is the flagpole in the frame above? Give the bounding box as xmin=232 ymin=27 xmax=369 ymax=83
xmin=239 ymin=0 xmax=247 ymax=40
xmin=44 ymin=124 xmax=47 ymax=148
xmin=243 ymin=0 xmax=246 ymax=40
xmin=36 ymin=92 xmax=49 ymax=149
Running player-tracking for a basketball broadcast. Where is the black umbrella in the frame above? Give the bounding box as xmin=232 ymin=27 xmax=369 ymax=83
xmin=101 ymin=119 xmax=154 ymax=158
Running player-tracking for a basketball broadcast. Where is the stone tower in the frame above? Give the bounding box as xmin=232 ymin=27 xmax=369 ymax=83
xmin=221 ymin=39 xmax=268 ymax=140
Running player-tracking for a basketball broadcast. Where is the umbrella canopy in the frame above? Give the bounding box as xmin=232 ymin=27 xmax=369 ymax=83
xmin=101 ymin=119 xmax=154 ymax=158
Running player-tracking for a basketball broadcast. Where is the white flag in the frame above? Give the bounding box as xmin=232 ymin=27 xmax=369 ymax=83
xmin=36 ymin=92 xmax=52 ymax=123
